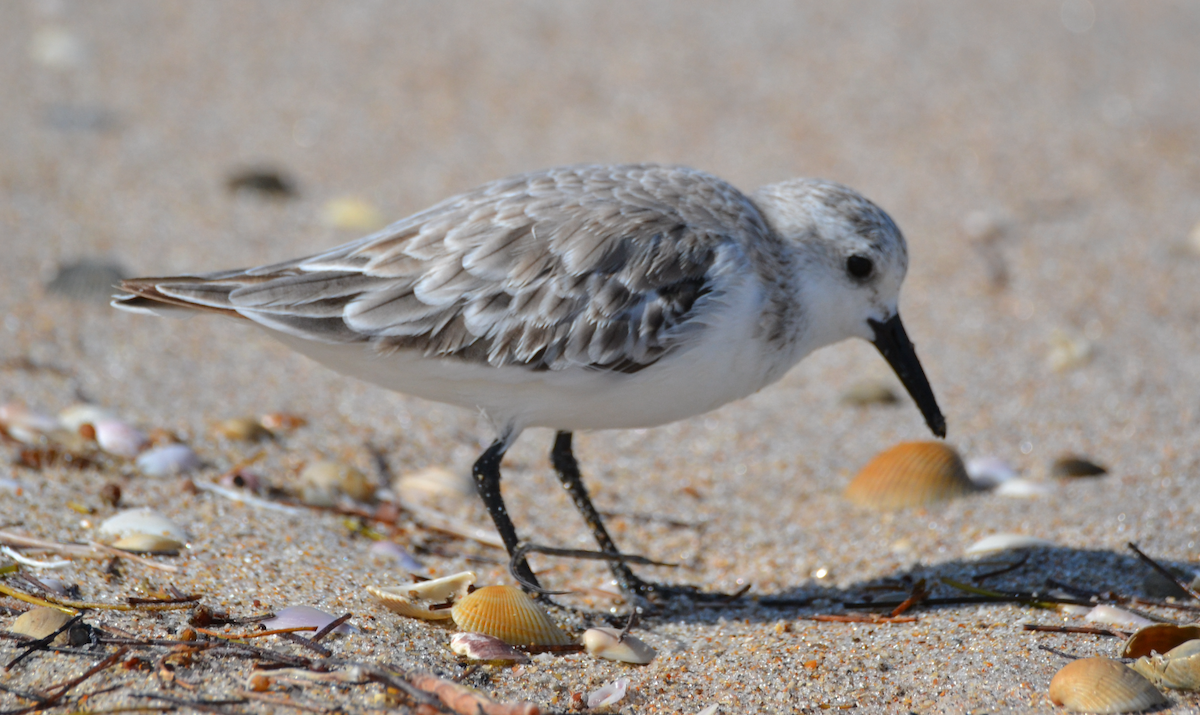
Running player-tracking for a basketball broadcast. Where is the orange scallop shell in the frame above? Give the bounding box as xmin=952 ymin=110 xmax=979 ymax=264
xmin=844 ymin=441 xmax=976 ymax=510
xmin=1048 ymin=657 xmax=1166 ymax=712
xmin=450 ymin=585 xmax=571 ymax=646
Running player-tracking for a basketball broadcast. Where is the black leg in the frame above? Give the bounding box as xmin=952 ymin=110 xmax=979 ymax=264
xmin=472 ymin=440 xmax=542 ymax=593
xmin=551 ymin=431 xmax=658 ymax=595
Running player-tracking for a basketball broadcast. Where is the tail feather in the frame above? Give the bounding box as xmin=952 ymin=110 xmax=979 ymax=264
xmin=112 ymin=276 xmax=249 ymax=319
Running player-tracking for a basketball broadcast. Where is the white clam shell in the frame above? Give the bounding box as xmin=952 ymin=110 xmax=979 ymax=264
xmin=368 ymin=571 xmax=475 ymax=621
xmin=110 ymin=533 xmax=184 ymax=553
xmin=965 ymin=533 xmax=1055 ymax=556
xmin=582 ymin=627 xmax=656 ymax=664
xmin=586 ymin=678 xmax=629 ymax=708
xmin=1084 ymin=605 xmax=1155 ymax=630
xmin=97 ymin=508 xmax=189 ymax=548
xmin=136 ymin=444 xmax=201 ymax=476
xmin=93 ymin=418 xmax=149 ymax=457
xmin=393 ymin=466 xmax=474 ymax=501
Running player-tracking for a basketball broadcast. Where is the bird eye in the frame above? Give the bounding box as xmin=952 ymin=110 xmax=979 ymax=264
xmin=846 ymin=255 xmax=874 ymax=280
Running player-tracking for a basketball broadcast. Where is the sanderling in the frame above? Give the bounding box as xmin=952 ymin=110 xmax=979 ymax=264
xmin=114 ymin=163 xmax=945 ymax=597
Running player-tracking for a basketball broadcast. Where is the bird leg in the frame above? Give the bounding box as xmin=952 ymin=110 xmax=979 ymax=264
xmin=551 ymin=431 xmax=729 ymax=600
xmin=471 ymin=440 xmax=542 ymax=593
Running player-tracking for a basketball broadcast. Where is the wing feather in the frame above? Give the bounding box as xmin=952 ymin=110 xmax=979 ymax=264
xmin=116 ymin=164 xmax=776 ymax=372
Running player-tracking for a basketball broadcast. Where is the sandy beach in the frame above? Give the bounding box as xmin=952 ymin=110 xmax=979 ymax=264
xmin=2 ymin=2 xmax=1199 ymax=713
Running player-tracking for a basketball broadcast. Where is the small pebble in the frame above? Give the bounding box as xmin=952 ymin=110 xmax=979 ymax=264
xmin=839 ymin=380 xmax=900 ymax=407
xmin=212 ymin=417 xmax=273 ymax=442
xmin=322 ymin=197 xmax=384 ymax=231
xmin=1051 ymin=455 xmax=1108 ymax=478
xmin=226 ymin=168 xmax=297 ymax=198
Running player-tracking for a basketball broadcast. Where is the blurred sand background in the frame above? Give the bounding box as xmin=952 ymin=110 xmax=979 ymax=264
xmin=2 ymin=1 xmax=1199 ymax=713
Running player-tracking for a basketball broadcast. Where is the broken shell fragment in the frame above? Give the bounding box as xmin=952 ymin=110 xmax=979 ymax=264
xmin=0 ymin=403 xmax=60 ymax=442
xmin=368 ymin=571 xmax=476 ymax=621
xmin=450 ymin=585 xmax=572 ymax=646
xmin=212 ymin=417 xmax=272 ymax=442
xmin=450 ymin=632 xmax=531 ymax=663
xmin=1132 ymin=639 xmax=1200 ymax=691
xmin=299 ymin=460 xmax=375 ymax=505
xmin=965 ymin=533 xmax=1055 ymax=556
xmin=587 ymin=678 xmax=629 ymax=709
xmin=1048 ymin=657 xmax=1166 ymax=713
xmin=93 ymin=418 xmax=149 ymax=458
xmin=135 ymin=444 xmax=201 ymax=477
xmin=1084 ymin=605 xmax=1155 ymax=630
xmin=393 ymin=466 xmax=474 ymax=501
xmin=1122 ymin=624 xmax=1200 ymax=659
xmin=110 ymin=533 xmax=184 ymax=554
xmin=964 ymin=456 xmax=1017 ymax=488
xmin=97 ymin=508 xmax=188 ymax=550
xmin=844 ymin=441 xmax=977 ymax=510
xmin=582 ymin=627 xmax=656 ymax=664
xmin=261 ymin=606 xmax=355 ymax=634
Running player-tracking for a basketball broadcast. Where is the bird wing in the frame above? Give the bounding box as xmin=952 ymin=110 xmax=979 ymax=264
xmin=117 ymin=164 xmax=768 ymax=373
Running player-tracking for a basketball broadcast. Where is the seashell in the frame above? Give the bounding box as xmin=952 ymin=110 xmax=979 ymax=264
xmin=1047 ymin=330 xmax=1094 ymax=372
xmin=1052 ymin=455 xmax=1108 ymax=478
xmin=1084 ymin=605 xmax=1155 ymax=630
xmin=213 ymin=417 xmax=273 ymax=442
xmin=450 ymin=585 xmax=571 ymax=646
xmin=964 ymin=456 xmax=1017 ymax=488
xmin=694 ymin=706 xmax=720 ymax=715
xmin=1048 ymin=657 xmax=1166 ymax=713
xmin=993 ymin=478 xmax=1053 ymax=498
xmin=57 ymin=404 xmax=115 ymax=431
xmin=259 ymin=412 xmax=307 ymax=432
xmin=10 ymin=607 xmax=74 ymax=645
xmin=839 ymin=380 xmax=899 ymax=407
xmin=135 ymin=444 xmax=201 ymax=477
xmin=299 ymin=460 xmax=374 ymax=505
xmin=586 ymin=678 xmax=629 ymax=709
xmin=393 ymin=466 xmax=474 ymax=501
xmin=964 ymin=533 xmax=1056 ymax=556
xmin=582 ymin=627 xmax=656 ymax=664
xmin=0 ymin=403 xmax=60 ymax=442
xmin=1132 ymin=639 xmax=1200 ymax=691
xmin=367 ymin=541 xmax=424 ymax=572
xmin=93 ymin=418 xmax=149 ymax=457
xmin=109 ymin=533 xmax=183 ymax=553
xmin=261 ymin=605 xmax=355 ymax=634
xmin=844 ymin=442 xmax=977 ymax=510
xmin=1122 ymin=624 xmax=1200 ymax=659
xmin=369 ymin=571 xmax=475 ymax=621
xmin=97 ymin=508 xmax=189 ymax=548
xmin=449 ymin=632 xmax=531 ymax=663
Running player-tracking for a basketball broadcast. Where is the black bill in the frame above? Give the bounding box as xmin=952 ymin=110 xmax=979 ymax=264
xmin=868 ymin=314 xmax=946 ymax=438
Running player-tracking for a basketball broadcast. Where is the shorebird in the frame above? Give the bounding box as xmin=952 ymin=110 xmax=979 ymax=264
xmin=114 ymin=163 xmax=945 ymax=598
